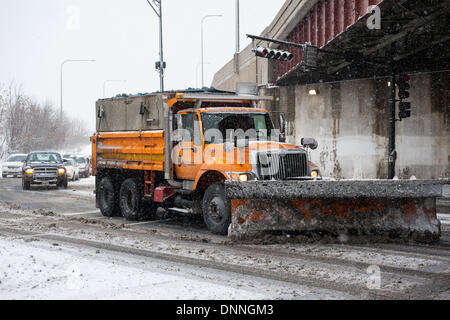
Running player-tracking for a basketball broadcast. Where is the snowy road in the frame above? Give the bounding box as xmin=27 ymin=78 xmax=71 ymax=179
xmin=0 ymin=177 xmax=449 ymax=299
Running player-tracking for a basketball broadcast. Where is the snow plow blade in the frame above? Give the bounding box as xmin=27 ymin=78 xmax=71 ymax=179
xmin=225 ymin=180 xmax=446 ymax=243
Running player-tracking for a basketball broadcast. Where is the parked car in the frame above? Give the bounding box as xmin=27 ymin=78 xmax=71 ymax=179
xmin=2 ymin=154 xmax=27 ymax=178
xmin=63 ymin=158 xmax=79 ymax=181
xmin=22 ymin=152 xmax=68 ymax=190
xmin=75 ymin=156 xmax=90 ymax=178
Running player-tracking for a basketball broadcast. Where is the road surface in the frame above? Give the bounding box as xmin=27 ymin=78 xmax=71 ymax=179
xmin=0 ymin=177 xmax=449 ymax=299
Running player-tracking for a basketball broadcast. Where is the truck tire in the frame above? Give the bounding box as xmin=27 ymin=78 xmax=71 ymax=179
xmin=98 ymin=177 xmax=120 ymax=217
xmin=22 ymin=179 xmax=30 ymax=190
xmin=202 ymin=183 xmax=231 ymax=235
xmin=119 ymin=178 xmax=145 ymax=221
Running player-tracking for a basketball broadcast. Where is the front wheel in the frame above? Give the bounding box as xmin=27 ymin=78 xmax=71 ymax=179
xmin=202 ymin=183 xmax=231 ymax=235
xmin=57 ymin=178 xmax=68 ymax=189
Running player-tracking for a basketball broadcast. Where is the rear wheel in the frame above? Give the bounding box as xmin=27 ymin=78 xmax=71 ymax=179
xmin=119 ymin=178 xmax=157 ymax=221
xmin=98 ymin=177 xmax=120 ymax=217
xmin=202 ymin=183 xmax=231 ymax=235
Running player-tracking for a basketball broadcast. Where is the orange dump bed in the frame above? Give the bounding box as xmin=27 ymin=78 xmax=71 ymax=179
xmin=91 ymin=130 xmax=165 ymax=175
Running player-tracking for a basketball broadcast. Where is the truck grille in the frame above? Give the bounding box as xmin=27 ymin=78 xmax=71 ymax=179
xmin=33 ymin=167 xmax=58 ymax=176
xmin=257 ymin=150 xmax=308 ymax=180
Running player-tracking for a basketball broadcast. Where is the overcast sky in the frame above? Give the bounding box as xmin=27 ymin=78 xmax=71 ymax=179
xmin=0 ymin=0 xmax=284 ymax=131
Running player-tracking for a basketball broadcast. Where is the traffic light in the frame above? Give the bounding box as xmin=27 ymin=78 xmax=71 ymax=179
xmin=396 ymin=74 xmax=411 ymax=119
xmin=397 ymin=74 xmax=410 ymax=100
xmin=398 ymin=101 xmax=411 ymax=119
xmin=253 ymin=46 xmax=293 ymax=62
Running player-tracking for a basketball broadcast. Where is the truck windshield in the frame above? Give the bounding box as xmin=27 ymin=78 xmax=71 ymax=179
xmin=201 ymin=112 xmax=275 ymax=144
xmin=28 ymin=153 xmax=62 ymax=164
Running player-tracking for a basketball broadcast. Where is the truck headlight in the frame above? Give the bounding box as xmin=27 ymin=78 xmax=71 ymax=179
xmin=58 ymin=168 xmax=65 ymax=174
xmin=239 ymin=174 xmax=248 ymax=182
xmin=25 ymin=168 xmax=33 ymax=175
xmin=311 ymin=170 xmax=319 ymax=178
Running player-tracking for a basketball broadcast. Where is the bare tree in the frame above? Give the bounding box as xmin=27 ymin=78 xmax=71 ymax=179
xmin=0 ymin=81 xmax=91 ymax=157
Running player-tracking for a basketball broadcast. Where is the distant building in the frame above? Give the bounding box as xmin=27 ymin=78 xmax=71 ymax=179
xmin=212 ymin=0 xmax=450 ymax=179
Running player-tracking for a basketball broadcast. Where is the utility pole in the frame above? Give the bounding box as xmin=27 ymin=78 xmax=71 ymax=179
xmin=147 ymin=0 xmax=165 ymax=93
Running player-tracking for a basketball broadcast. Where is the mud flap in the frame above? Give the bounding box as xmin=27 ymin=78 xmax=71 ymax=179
xmin=225 ymin=180 xmax=445 ymax=243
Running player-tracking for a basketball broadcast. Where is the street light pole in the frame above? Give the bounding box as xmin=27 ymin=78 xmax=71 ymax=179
xmin=201 ymin=14 xmax=222 ymax=88
xmin=103 ymin=80 xmax=127 ymax=98
xmin=60 ymin=59 xmax=95 ymax=119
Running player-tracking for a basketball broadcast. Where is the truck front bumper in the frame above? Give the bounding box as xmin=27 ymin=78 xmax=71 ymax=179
xmin=23 ymin=175 xmax=64 ymax=185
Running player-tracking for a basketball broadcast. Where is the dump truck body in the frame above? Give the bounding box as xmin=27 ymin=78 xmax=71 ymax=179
xmin=91 ymin=89 xmax=445 ymax=242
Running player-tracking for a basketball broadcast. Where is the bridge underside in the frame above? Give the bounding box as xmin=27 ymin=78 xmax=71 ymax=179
xmin=276 ymin=0 xmax=450 ymax=85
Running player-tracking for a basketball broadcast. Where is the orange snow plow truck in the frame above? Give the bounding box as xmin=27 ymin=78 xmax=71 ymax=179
xmin=91 ymin=87 xmax=444 ymax=242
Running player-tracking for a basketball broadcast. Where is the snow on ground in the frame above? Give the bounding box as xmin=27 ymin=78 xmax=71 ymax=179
xmin=62 ymin=176 xmax=95 ymax=198
xmin=0 ymin=234 xmax=345 ymax=300
xmin=70 ymin=176 xmax=95 ymax=187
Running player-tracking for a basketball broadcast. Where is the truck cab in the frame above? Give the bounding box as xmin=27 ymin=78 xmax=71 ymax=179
xmin=172 ymin=106 xmax=320 ymax=186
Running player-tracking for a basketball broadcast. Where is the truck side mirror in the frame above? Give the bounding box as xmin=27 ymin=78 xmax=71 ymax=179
xmin=279 ymin=113 xmax=286 ymax=143
xmin=301 ymin=137 xmax=318 ymax=150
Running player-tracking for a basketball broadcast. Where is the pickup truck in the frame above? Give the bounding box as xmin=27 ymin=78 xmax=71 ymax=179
xmin=22 ymin=152 xmax=68 ymax=190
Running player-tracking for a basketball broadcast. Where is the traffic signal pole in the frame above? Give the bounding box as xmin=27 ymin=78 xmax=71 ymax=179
xmin=388 ymin=72 xmax=397 ymax=179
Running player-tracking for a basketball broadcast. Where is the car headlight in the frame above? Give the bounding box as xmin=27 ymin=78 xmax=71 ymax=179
xmin=25 ymin=168 xmax=33 ymax=175
xmin=311 ymin=170 xmax=319 ymax=178
xmin=58 ymin=168 xmax=65 ymax=174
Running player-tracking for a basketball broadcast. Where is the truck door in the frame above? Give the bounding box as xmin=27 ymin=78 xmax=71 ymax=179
xmin=174 ymin=112 xmax=203 ymax=181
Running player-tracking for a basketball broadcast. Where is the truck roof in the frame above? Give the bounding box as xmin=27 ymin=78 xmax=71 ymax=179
xmin=180 ymin=107 xmax=268 ymax=114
